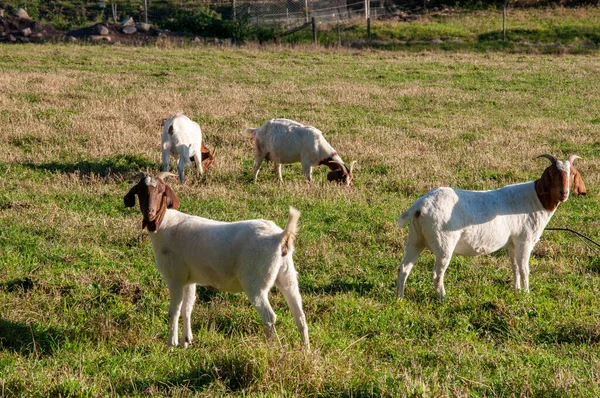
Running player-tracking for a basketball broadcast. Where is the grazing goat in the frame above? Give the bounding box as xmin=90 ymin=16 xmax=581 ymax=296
xmin=396 ymin=154 xmax=586 ymax=300
xmin=161 ymin=113 xmax=215 ymax=183
xmin=124 ymin=172 xmax=309 ymax=348
xmin=244 ymin=118 xmax=356 ymax=185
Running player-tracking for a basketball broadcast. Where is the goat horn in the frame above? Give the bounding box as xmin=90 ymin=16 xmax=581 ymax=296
xmin=567 ymin=154 xmax=581 ymax=164
xmin=134 ymin=171 xmax=147 ymax=182
xmin=537 ymin=154 xmax=557 ymax=164
xmin=349 ymin=160 xmax=357 ymax=174
xmin=156 ymin=172 xmax=178 ymax=181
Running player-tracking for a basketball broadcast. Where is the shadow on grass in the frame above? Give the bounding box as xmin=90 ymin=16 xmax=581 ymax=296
xmin=303 ymin=279 xmax=374 ymax=295
xmin=196 ymin=286 xmax=221 ymax=303
xmin=478 ymin=26 xmax=600 ymax=44
xmin=1 ymin=277 xmax=35 ymax=293
xmin=0 ymin=318 xmax=67 ymax=355
xmin=113 ymin=351 xmax=261 ymax=394
xmin=21 ymin=154 xmax=158 ymax=179
xmin=535 ymin=321 xmax=600 ymax=345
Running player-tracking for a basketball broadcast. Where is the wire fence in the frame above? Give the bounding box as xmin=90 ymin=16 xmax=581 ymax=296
xmin=234 ymin=0 xmax=423 ymax=26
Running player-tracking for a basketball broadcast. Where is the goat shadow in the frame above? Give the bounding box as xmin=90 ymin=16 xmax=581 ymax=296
xmin=302 ymin=279 xmax=374 ymax=295
xmin=20 ymin=154 xmax=158 ymax=179
xmin=0 ymin=318 xmax=68 ymax=356
xmin=113 ymin=350 xmax=259 ymax=395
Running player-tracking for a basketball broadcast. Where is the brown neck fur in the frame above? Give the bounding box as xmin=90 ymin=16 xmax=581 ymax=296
xmin=534 ymin=178 xmax=560 ymax=212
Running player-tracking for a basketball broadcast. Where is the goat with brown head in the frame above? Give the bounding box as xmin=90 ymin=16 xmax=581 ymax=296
xmin=124 ymin=172 xmax=180 ymax=232
xmin=321 ymin=158 xmax=356 ymax=186
xmin=535 ymin=154 xmax=586 ymax=212
xmin=199 ymin=142 xmax=216 ymax=171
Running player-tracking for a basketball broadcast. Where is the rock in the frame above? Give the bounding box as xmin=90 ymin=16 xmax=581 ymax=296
xmin=68 ymin=36 xmax=78 ymax=42
xmin=135 ymin=22 xmax=150 ymax=32
xmin=18 ymin=37 xmax=30 ymax=42
xmin=15 ymin=8 xmax=30 ymax=20
xmin=9 ymin=34 xmax=17 ymax=42
xmin=122 ymin=26 xmax=137 ymax=35
xmin=0 ymin=9 xmax=4 ymax=17
xmin=90 ymin=35 xmax=111 ymax=42
xmin=21 ymin=28 xmax=31 ymax=37
xmin=121 ymin=17 xmax=134 ymax=26
xmin=431 ymin=38 xmax=443 ymax=44
xmin=95 ymin=24 xmax=109 ymax=35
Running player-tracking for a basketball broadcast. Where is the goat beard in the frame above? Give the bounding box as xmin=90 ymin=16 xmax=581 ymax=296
xmin=142 ymin=218 xmax=158 ymax=232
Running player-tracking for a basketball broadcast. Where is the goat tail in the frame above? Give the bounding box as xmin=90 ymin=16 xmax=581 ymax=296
xmin=397 ymin=203 xmax=421 ymax=229
xmin=281 ymin=207 xmax=300 ymax=256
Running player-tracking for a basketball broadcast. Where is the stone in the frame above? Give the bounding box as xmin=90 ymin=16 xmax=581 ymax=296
xmin=68 ymin=36 xmax=78 ymax=42
xmin=95 ymin=24 xmax=109 ymax=35
xmin=122 ymin=26 xmax=137 ymax=35
xmin=15 ymin=8 xmax=30 ymax=20
xmin=9 ymin=34 xmax=17 ymax=42
xmin=90 ymin=35 xmax=111 ymax=42
xmin=135 ymin=22 xmax=150 ymax=32
xmin=21 ymin=28 xmax=31 ymax=37
xmin=0 ymin=9 xmax=4 ymax=17
xmin=121 ymin=17 xmax=134 ymax=26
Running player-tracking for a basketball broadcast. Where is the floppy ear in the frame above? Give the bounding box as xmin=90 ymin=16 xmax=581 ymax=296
xmin=164 ymin=184 xmax=180 ymax=210
xmin=571 ymin=167 xmax=587 ymax=196
xmin=124 ymin=186 xmax=138 ymax=208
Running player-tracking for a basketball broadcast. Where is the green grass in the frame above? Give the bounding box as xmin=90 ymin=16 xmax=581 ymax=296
xmin=1 ymin=40 xmax=600 ymax=396
xmin=285 ymin=7 xmax=600 ymax=53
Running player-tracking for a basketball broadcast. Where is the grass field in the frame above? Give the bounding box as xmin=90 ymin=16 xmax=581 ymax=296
xmin=1 ymin=41 xmax=600 ymax=396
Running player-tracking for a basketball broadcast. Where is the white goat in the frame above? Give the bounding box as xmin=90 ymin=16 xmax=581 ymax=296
xmin=162 ymin=113 xmax=213 ymax=183
xmin=124 ymin=172 xmax=309 ymax=349
xmin=244 ymin=118 xmax=356 ymax=185
xmin=396 ymin=154 xmax=586 ymax=300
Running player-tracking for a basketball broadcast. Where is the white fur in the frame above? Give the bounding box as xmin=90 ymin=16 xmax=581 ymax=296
xmin=149 ymin=206 xmax=309 ymax=348
xmin=244 ymin=118 xmax=347 ymax=182
xmin=161 ymin=113 xmax=203 ymax=183
xmin=396 ymin=172 xmax=570 ymax=299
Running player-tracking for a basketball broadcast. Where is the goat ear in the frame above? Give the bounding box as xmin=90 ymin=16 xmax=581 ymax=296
xmin=165 ymin=184 xmax=180 ymax=210
xmin=124 ymin=186 xmax=138 ymax=207
xmin=571 ymin=167 xmax=587 ymax=196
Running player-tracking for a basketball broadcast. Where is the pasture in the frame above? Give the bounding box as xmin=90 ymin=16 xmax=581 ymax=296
xmin=1 ymin=43 xmax=600 ymax=396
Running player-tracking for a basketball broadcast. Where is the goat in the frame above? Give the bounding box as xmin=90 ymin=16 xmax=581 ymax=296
xmin=124 ymin=172 xmax=309 ymax=348
xmin=244 ymin=118 xmax=356 ymax=185
xmin=396 ymin=154 xmax=586 ymax=300
xmin=161 ymin=113 xmax=215 ymax=183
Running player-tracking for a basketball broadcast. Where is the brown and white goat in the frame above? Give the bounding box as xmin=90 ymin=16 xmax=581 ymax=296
xmin=397 ymin=154 xmax=586 ymax=300
xmin=124 ymin=172 xmax=309 ymax=348
xmin=244 ymin=118 xmax=356 ymax=185
xmin=161 ymin=113 xmax=216 ymax=183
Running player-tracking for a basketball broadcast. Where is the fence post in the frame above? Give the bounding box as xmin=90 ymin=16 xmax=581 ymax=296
xmin=143 ymin=0 xmax=148 ymax=23
xmin=502 ymin=0 xmax=509 ymax=41
xmin=232 ymin=0 xmax=236 ymax=21
xmin=364 ymin=0 xmax=369 ymax=19
xmin=312 ymin=17 xmax=317 ymax=45
xmin=367 ymin=17 xmax=371 ymax=42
